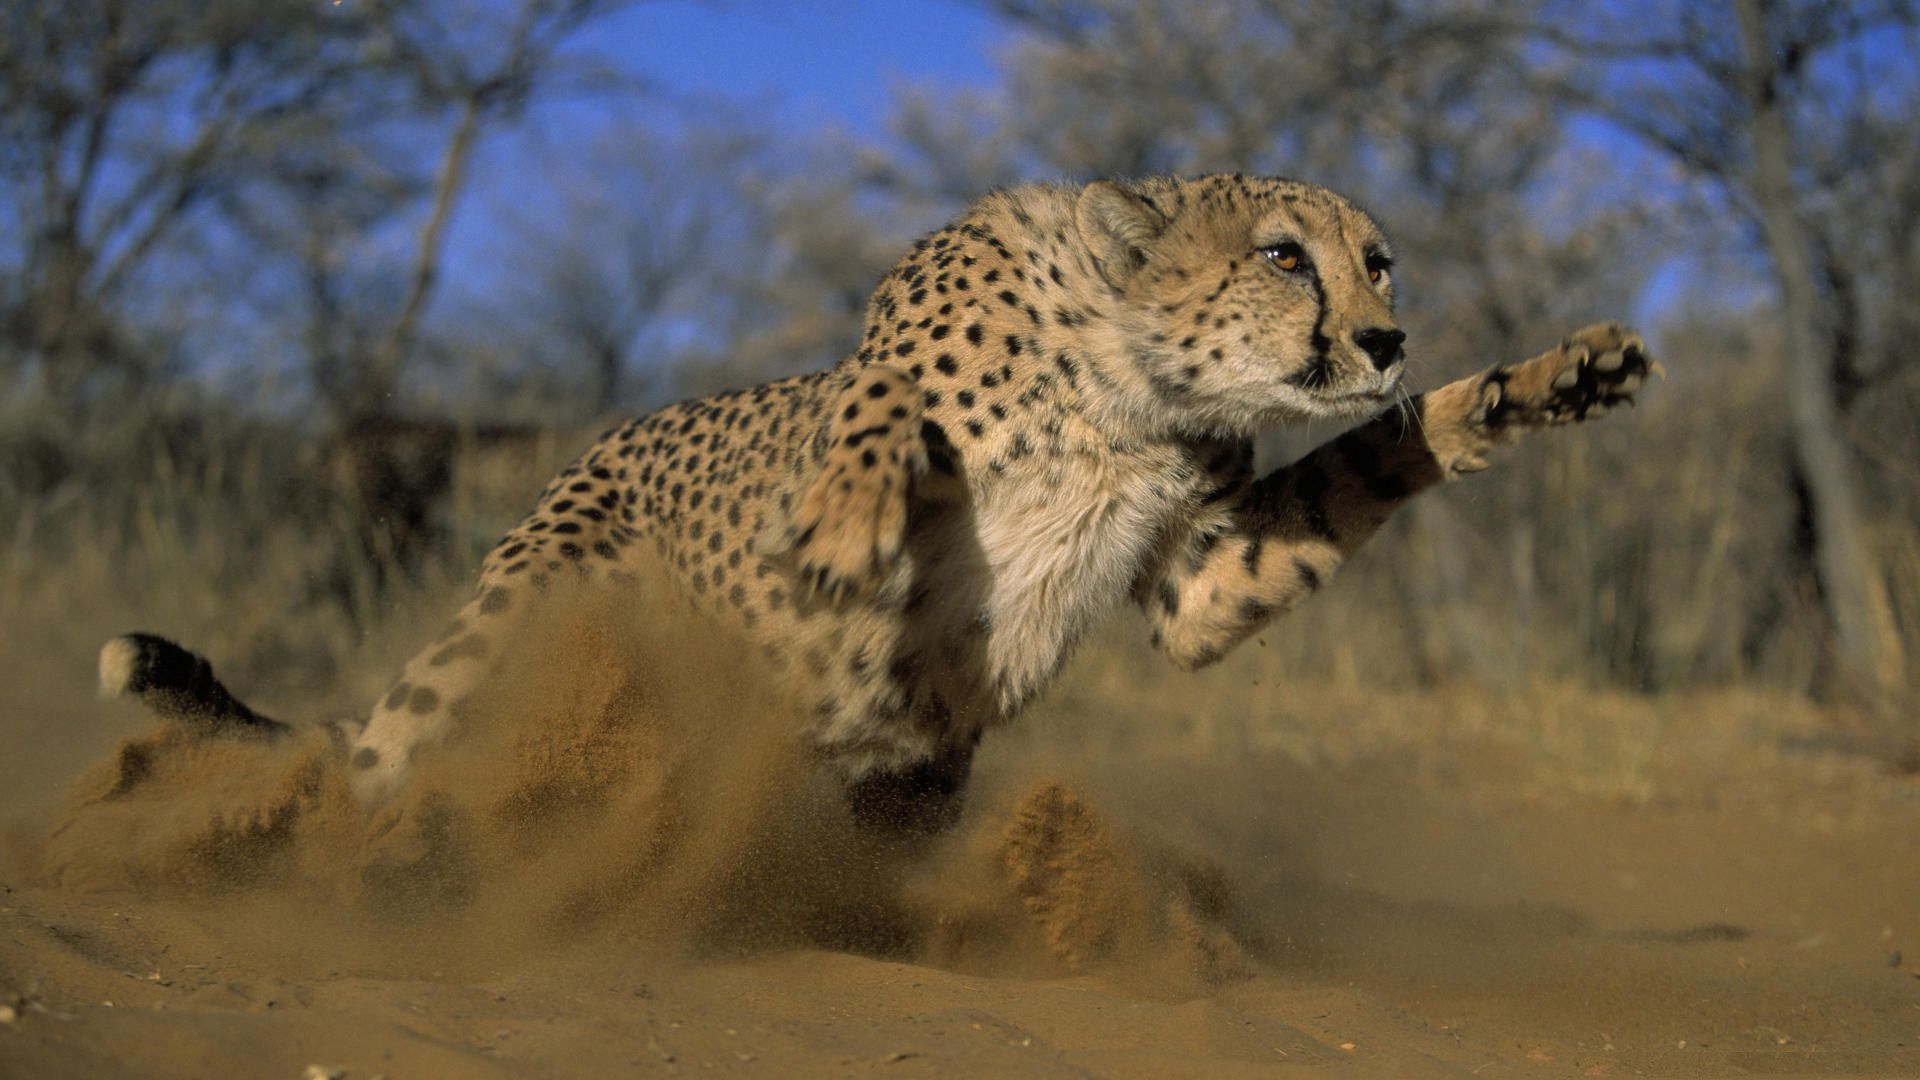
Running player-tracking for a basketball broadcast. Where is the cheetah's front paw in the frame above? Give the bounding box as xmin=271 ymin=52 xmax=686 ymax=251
xmin=1474 ymin=321 xmax=1663 ymax=430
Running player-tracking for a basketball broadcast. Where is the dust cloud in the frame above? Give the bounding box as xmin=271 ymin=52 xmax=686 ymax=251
xmin=11 ymin=574 xmax=1244 ymax=996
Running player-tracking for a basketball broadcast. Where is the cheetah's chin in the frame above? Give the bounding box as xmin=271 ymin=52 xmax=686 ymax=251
xmin=1298 ymin=386 xmax=1399 ymax=421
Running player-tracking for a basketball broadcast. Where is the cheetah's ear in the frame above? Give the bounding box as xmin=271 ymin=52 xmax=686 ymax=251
xmin=1076 ymin=181 xmax=1168 ymax=286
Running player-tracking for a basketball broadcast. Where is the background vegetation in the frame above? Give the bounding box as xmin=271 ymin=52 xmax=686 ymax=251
xmin=3 ymin=0 xmax=1916 ymax=759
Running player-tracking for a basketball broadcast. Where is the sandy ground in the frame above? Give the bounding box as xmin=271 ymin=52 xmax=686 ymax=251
xmin=3 ymin=598 xmax=1917 ymax=1078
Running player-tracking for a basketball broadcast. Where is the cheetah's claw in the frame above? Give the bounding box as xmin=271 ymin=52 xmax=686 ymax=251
xmin=1470 ymin=321 xmax=1664 ymax=430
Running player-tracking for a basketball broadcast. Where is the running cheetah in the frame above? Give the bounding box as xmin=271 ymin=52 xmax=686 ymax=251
xmin=101 ymin=174 xmax=1660 ymax=833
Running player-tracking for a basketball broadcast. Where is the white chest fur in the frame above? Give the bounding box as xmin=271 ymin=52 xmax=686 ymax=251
xmin=970 ymin=439 xmax=1199 ymax=711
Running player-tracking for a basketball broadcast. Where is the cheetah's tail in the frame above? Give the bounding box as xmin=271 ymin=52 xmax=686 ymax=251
xmin=98 ymin=632 xmax=292 ymax=739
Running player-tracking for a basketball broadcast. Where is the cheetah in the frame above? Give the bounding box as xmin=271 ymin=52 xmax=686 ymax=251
xmin=100 ymin=174 xmax=1660 ymax=834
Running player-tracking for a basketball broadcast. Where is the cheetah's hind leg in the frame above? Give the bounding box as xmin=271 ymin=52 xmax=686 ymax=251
xmin=98 ymin=632 xmax=292 ymax=739
xmin=771 ymin=364 xmax=930 ymax=604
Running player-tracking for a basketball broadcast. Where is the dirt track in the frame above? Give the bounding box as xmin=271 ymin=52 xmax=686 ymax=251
xmin=3 ymin=593 xmax=1917 ymax=1078
xmin=5 ymin=715 xmax=1917 ymax=1078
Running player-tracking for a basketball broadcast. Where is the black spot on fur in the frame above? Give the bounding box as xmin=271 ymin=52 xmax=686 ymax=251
xmin=1294 ymin=558 xmax=1321 ymax=590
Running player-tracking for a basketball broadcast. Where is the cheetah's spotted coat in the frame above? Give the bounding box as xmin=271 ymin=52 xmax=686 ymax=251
xmin=101 ymin=175 xmax=1660 ymax=832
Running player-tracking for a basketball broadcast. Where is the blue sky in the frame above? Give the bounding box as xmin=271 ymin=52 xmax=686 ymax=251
xmin=440 ymin=1 xmax=1009 ymax=316
xmin=580 ymin=1 xmax=1005 ymax=135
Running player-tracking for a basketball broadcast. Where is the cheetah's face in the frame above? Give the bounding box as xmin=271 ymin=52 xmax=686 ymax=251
xmin=1077 ymin=178 xmax=1404 ymax=435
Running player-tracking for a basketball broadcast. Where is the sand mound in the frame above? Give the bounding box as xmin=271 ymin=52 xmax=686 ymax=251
xmin=897 ymin=779 xmax=1249 ymax=993
xmin=16 ymin=575 xmax=1249 ymax=991
xmin=37 ymin=726 xmax=361 ymax=897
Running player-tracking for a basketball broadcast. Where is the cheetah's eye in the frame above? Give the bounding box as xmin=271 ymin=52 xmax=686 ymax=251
xmin=1259 ymin=242 xmax=1308 ymax=273
xmin=1365 ymin=252 xmax=1394 ymax=285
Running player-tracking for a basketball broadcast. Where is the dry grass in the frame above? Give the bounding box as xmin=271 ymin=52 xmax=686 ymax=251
xmin=0 ymin=348 xmax=1914 ymax=819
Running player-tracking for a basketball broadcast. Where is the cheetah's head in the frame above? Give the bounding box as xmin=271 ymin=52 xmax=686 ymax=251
xmin=1076 ymin=175 xmax=1403 ymax=435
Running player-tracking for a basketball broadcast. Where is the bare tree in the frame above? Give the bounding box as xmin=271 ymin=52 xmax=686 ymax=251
xmin=1529 ymin=0 xmax=1914 ymax=692
xmin=661 ymin=147 xmax=931 ymax=399
xmin=0 ymin=0 xmax=380 ymax=399
xmin=323 ymin=0 xmax=639 ymax=424
xmin=497 ymin=129 xmax=745 ymax=415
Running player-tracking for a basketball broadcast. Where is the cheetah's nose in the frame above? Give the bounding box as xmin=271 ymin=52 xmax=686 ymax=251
xmin=1353 ymin=327 xmax=1406 ymax=371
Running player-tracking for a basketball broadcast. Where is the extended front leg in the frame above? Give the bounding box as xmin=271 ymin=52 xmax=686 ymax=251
xmin=1144 ymin=322 xmax=1661 ymax=668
